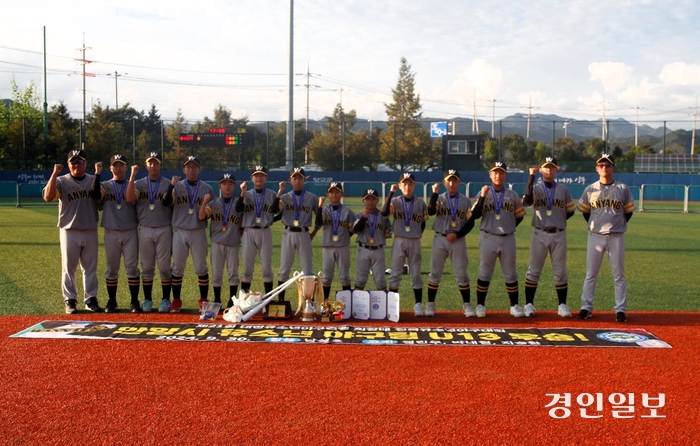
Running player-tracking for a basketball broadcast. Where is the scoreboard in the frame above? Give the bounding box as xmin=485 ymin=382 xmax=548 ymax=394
xmin=179 ymin=128 xmax=254 ymax=147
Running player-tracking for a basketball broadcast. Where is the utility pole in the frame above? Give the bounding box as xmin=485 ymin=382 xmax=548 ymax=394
xmin=471 ymin=89 xmax=479 ymax=134
xmin=75 ymin=34 xmax=94 ymax=149
xmin=107 ymin=71 xmax=127 ymax=108
xmin=295 ymin=63 xmax=319 ymax=130
xmin=522 ymin=96 xmax=537 ymax=140
xmin=563 ymin=120 xmax=573 ymax=138
xmin=285 ymin=0 xmax=294 ymax=169
xmin=486 ymin=99 xmax=499 ymax=137
xmin=631 ymin=106 xmax=643 ymax=147
xmin=598 ymin=100 xmax=609 ymax=142
xmin=690 ymin=100 xmax=697 ymax=155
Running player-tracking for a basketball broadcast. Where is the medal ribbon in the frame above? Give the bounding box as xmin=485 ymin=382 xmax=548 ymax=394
xmin=447 ymin=193 xmax=459 ymax=226
xmin=490 ymin=186 xmax=505 ymax=218
xmin=292 ymin=190 xmax=306 ymax=223
xmin=402 ymin=196 xmax=415 ymax=230
xmin=254 ymin=189 xmax=265 ymax=221
xmin=148 ymin=177 xmax=161 ymax=206
xmin=185 ymin=180 xmax=201 ymax=213
xmin=543 ymin=182 xmax=557 ymax=214
xmin=330 ymin=204 xmax=342 ymax=238
xmin=221 ymin=197 xmax=233 ymax=229
xmin=367 ymin=210 xmax=378 ymax=241
xmin=113 ymin=179 xmax=126 ymax=206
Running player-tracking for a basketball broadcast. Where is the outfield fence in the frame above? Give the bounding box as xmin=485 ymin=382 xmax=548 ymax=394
xmin=3 ymin=180 xmax=698 ymax=213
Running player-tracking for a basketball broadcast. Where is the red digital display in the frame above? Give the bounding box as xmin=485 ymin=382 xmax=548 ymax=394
xmin=209 ymin=127 xmax=226 ymax=134
xmin=178 ymin=132 xmax=254 ymax=147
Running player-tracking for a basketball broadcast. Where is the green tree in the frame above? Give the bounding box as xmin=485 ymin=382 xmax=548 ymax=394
xmin=583 ymin=138 xmax=609 ymax=160
xmin=46 ymin=102 xmax=80 ymax=167
xmin=0 ymin=79 xmax=44 ymax=169
xmin=502 ymin=133 xmax=529 ymax=165
xmin=308 ymin=104 xmax=371 ymax=171
xmin=379 ymin=58 xmax=432 ymax=170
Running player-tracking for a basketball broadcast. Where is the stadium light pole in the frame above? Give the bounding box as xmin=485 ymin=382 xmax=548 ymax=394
xmin=285 ymin=0 xmax=294 ymax=168
xmin=632 ymin=106 xmax=643 ymax=147
xmin=107 ymin=71 xmax=127 ymax=108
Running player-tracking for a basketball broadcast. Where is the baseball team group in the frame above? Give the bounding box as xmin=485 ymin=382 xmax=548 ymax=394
xmin=43 ymin=150 xmax=635 ymax=322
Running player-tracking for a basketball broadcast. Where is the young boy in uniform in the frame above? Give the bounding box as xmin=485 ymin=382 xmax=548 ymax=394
xmin=100 ymin=154 xmax=141 ymax=313
xmin=199 ymin=173 xmax=243 ymax=308
xmin=427 ymin=169 xmax=475 ymax=317
xmin=125 ymin=152 xmax=173 ymax=313
xmin=353 ymin=188 xmax=391 ymax=291
xmin=381 ymin=173 xmax=428 ymax=316
xmin=167 ymin=155 xmax=214 ymax=312
xmin=470 ymin=161 xmax=527 ymax=318
xmin=315 ymin=182 xmax=354 ymax=300
xmin=235 ymin=166 xmax=282 ymax=295
xmin=276 ymin=167 xmax=320 ymax=300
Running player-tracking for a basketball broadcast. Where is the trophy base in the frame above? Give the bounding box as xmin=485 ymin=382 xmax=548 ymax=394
xmin=321 ymin=316 xmax=331 ymax=322
xmin=301 ymin=312 xmax=315 ymax=322
xmin=263 ymin=301 xmax=292 ymax=319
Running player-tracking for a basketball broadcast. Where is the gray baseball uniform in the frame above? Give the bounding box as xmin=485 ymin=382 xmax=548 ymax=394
xmin=278 ymin=190 xmax=319 ymax=281
xmin=171 ymin=179 xmax=214 ymax=277
xmin=317 ymin=203 xmax=354 ymax=287
xmin=100 ymin=178 xmax=139 ymax=290
xmin=205 ymin=197 xmax=243 ymax=289
xmin=45 ymin=173 xmax=101 ymax=303
xmin=353 ymin=210 xmax=391 ymax=290
xmin=578 ymin=180 xmax=635 ymax=313
xmin=427 ymin=191 xmax=473 ymax=288
xmin=387 ymin=194 xmax=427 ymax=290
xmin=236 ymin=187 xmax=280 ymax=285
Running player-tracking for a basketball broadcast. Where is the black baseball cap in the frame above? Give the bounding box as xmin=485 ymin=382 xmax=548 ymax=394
xmin=489 ymin=161 xmax=507 ymax=172
xmin=290 ymin=167 xmax=306 ymax=179
xmin=596 ymin=154 xmax=615 ymax=166
xmin=183 ymin=155 xmax=200 ymax=167
xmin=252 ymin=165 xmax=268 ymax=176
xmin=67 ymin=149 xmax=86 ymax=162
xmin=219 ymin=173 xmax=236 ymax=183
xmin=443 ymin=169 xmax=460 ymax=180
xmin=327 ymin=182 xmax=343 ymax=192
xmin=399 ymin=172 xmax=416 ymax=183
xmin=110 ymin=154 xmax=127 ymax=165
xmin=541 ymin=157 xmax=558 ymax=168
xmin=145 ymin=152 xmax=162 ymax=163
xmin=363 ymin=188 xmax=379 ymax=199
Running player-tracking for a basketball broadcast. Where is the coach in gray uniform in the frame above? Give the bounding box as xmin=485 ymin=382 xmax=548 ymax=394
xmin=100 ymin=154 xmax=141 ymax=313
xmin=353 ymin=188 xmax=391 ymax=291
xmin=427 ymin=169 xmax=475 ymax=317
xmin=168 ymin=155 xmax=214 ymax=313
xmin=43 ymin=149 xmax=104 ymax=314
xmin=199 ymin=173 xmax=243 ymax=308
xmin=315 ymin=182 xmax=354 ymax=300
xmin=125 ymin=152 xmax=173 ymax=313
xmin=382 ymin=172 xmax=428 ymax=316
xmin=276 ymin=167 xmax=320 ymax=300
xmin=470 ymin=161 xmax=527 ymax=318
xmin=522 ymin=157 xmax=576 ymax=318
xmin=235 ymin=165 xmax=282 ymax=295
xmin=577 ymin=154 xmax=635 ymax=322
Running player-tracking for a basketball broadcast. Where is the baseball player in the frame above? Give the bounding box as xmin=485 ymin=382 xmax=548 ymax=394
xmin=577 ymin=154 xmax=635 ymax=322
xmin=276 ymin=167 xmax=320 ymax=300
xmin=100 ymin=154 xmax=141 ymax=313
xmin=381 ymin=172 xmax=428 ymax=316
xmin=125 ymin=152 xmax=173 ymax=313
xmin=169 ymin=155 xmax=214 ymax=312
xmin=470 ymin=161 xmax=527 ymax=318
xmin=522 ymin=157 xmax=575 ymax=318
xmin=235 ymin=165 xmax=282 ymax=295
xmin=42 ymin=149 xmax=103 ymax=314
xmin=427 ymin=169 xmax=475 ymax=317
xmin=315 ymin=182 xmax=354 ymax=300
xmin=353 ymin=188 xmax=391 ymax=291
xmin=199 ymin=173 xmax=243 ymax=308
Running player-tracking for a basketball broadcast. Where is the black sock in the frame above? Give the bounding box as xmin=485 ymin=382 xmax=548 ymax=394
xmin=506 ymin=281 xmax=519 ymax=306
xmin=413 ymin=288 xmax=423 ymax=304
xmin=229 ymin=285 xmax=238 ymax=300
xmin=106 ymin=280 xmax=117 ymax=301
xmin=128 ymin=277 xmax=140 ymax=303
xmin=198 ymin=274 xmax=209 ymax=300
xmin=556 ymin=283 xmax=568 ymax=305
xmin=427 ymin=283 xmax=438 ymax=303
xmin=241 ymin=282 xmax=251 ymax=293
xmin=171 ymin=276 xmax=182 ymax=300
xmin=264 ymin=282 xmax=273 ymax=294
xmin=213 ymin=286 xmax=222 ymax=303
xmin=143 ymin=279 xmax=153 ymax=301
xmin=459 ymin=284 xmax=471 ymax=303
xmin=476 ymin=279 xmax=490 ymax=306
xmin=161 ymin=278 xmax=172 ymax=301
xmin=322 ymin=285 xmax=331 ymax=301
xmin=525 ymin=279 xmax=538 ymax=305
xmin=276 ymin=281 xmax=285 ymax=300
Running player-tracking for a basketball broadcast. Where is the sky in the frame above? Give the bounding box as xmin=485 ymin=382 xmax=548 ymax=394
xmin=2 ymin=0 xmax=700 ymax=129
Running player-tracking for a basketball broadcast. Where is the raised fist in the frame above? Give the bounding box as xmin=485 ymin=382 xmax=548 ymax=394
xmin=278 ymin=181 xmax=286 ymax=192
xmin=432 ymin=183 xmax=440 ymax=194
xmin=481 ymin=185 xmax=490 ymax=197
xmin=239 ymin=181 xmax=247 ymax=194
xmin=390 ymin=184 xmax=399 ymax=193
xmin=319 ymin=196 xmax=326 ymax=206
xmin=171 ymin=175 xmax=181 ymax=186
xmin=131 ymin=165 xmax=139 ymax=175
xmin=53 ymin=164 xmax=63 ymax=175
xmin=529 ymin=167 xmax=539 ymax=175
xmin=94 ymin=162 xmax=103 ymax=175
xmin=202 ymin=194 xmax=212 ymax=205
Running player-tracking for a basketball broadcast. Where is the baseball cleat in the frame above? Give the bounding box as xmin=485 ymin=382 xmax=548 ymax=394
xmin=413 ymin=302 xmax=424 ymax=317
xmin=64 ymin=299 xmax=77 ymax=315
xmin=475 ymin=304 xmax=487 ymax=318
xmin=577 ymin=309 xmax=592 ymax=319
xmin=130 ymin=301 xmax=143 ymax=313
xmin=616 ymin=311 xmax=627 ymax=322
xmin=510 ymin=304 xmax=525 ymax=318
xmin=105 ymin=299 xmax=118 ymax=313
xmin=141 ymin=300 xmax=153 ymax=313
xmin=524 ymin=303 xmax=535 ymax=317
xmin=85 ymin=297 xmax=103 ymax=313
xmin=558 ymin=303 xmax=572 ymax=318
xmin=463 ymin=302 xmax=476 ymax=318
xmin=425 ymin=302 xmax=435 ymax=317
xmin=170 ymin=298 xmax=182 ymax=313
xmin=158 ymin=299 xmax=171 ymax=313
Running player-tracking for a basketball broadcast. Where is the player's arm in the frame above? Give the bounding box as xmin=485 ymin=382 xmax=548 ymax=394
xmin=455 ymin=217 xmax=475 ymax=238
xmin=315 ymin=199 xmax=324 ymax=228
xmin=625 ymin=212 xmax=633 ymax=222
xmin=90 ymin=162 xmax=103 ymax=201
xmin=427 ymin=183 xmax=439 ymax=216
xmin=522 ymin=168 xmax=537 ymax=206
xmin=43 ymin=164 xmax=63 ymax=202
xmin=470 ymin=186 xmax=489 ymax=220
xmin=125 ymin=165 xmax=139 ymax=203
xmin=380 ymin=185 xmax=396 ymax=216
xmin=198 ymin=194 xmax=212 ymax=221
xmin=235 ymin=181 xmax=247 ymax=212
xmin=162 ymin=176 xmax=179 ymax=207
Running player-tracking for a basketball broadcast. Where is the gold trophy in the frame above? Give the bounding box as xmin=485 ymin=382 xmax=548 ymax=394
xmin=296 ymin=275 xmax=318 ymax=322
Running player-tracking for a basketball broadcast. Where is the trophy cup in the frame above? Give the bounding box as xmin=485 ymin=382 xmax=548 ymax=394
xmin=297 ymin=275 xmax=318 ymax=322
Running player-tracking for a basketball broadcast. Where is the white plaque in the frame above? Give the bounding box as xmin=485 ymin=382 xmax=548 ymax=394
xmin=387 ymin=292 xmax=400 ymax=322
xmin=351 ymin=290 xmax=370 ymax=320
xmin=335 ymin=290 xmax=352 ymax=320
xmin=369 ymin=291 xmax=387 ymax=319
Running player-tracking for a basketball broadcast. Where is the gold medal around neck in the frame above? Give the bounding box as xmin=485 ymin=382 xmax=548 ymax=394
xmin=546 ymin=210 xmax=553 ymax=216
xmin=116 ymin=204 xmax=122 ymax=210
xmin=293 ymin=220 xmax=300 ymax=227
xmin=189 ymin=208 xmax=194 ymax=215
xmin=149 ymin=204 xmax=155 ymax=210
xmin=451 ymin=221 xmax=457 ymax=227
xmin=405 ymin=226 xmax=411 ymax=232
xmin=221 ymin=226 xmax=228 ymax=232
xmin=369 ymin=238 xmax=375 ymax=244
xmin=495 ymin=214 xmax=502 ymax=221
xmin=332 ymin=235 xmax=339 ymax=242
xmin=256 ymin=217 xmax=262 ymax=224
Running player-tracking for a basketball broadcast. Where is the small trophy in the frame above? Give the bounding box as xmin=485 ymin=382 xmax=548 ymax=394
xmin=296 ymin=275 xmax=318 ymax=322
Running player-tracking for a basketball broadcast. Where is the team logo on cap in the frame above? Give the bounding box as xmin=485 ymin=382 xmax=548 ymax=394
xmin=186 ymin=156 xmax=196 ymax=162
xmin=330 ymin=182 xmax=340 ymax=188
xmin=601 ymin=154 xmax=611 ymax=160
xmin=545 ymin=157 xmax=554 ymax=164
xmin=149 ymin=152 xmax=158 ymax=158
xmin=293 ymin=168 xmax=303 ymax=174
xmin=255 ymin=165 xmax=263 ymax=171
xmin=494 ymin=162 xmax=504 ymax=168
xmin=403 ymin=173 xmax=412 ymax=180
xmin=366 ymin=188 xmax=376 ymax=195
xmin=70 ymin=150 xmax=81 ymax=157
xmin=222 ymin=174 xmax=232 ymax=180
xmin=448 ymin=169 xmax=457 ymax=176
